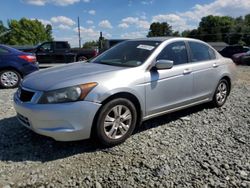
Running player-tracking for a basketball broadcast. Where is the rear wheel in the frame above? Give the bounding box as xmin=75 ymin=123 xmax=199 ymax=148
xmin=0 ymin=70 xmax=21 ymax=88
xmin=95 ymin=98 xmax=137 ymax=146
xmin=212 ymin=79 xmax=229 ymax=107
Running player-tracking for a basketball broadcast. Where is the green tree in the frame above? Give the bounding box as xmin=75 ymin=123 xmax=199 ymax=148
xmin=0 ymin=21 xmax=7 ymax=43
xmin=181 ymin=29 xmax=201 ymax=39
xmin=172 ymin=31 xmax=180 ymax=37
xmin=237 ymin=15 xmax=250 ymax=45
xmin=148 ymin=14 xmax=250 ymax=45
xmin=198 ymin=15 xmax=234 ymax=42
xmin=181 ymin=30 xmax=191 ymax=37
xmin=181 ymin=15 xmax=250 ymax=45
xmin=82 ymin=40 xmax=98 ymax=48
xmin=244 ymin=14 xmax=250 ymax=26
xmin=147 ymin=22 xmax=173 ymax=37
xmin=0 ymin=21 xmax=7 ymax=33
xmin=3 ymin=18 xmax=53 ymax=45
xmin=45 ymin=24 xmax=53 ymax=41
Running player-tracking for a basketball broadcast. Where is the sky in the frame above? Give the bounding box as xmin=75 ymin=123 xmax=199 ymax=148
xmin=0 ymin=0 xmax=250 ymax=47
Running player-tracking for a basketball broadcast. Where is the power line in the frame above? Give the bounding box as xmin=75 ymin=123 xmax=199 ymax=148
xmin=186 ymin=32 xmax=250 ymax=37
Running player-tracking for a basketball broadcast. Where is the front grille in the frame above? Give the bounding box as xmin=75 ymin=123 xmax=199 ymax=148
xmin=19 ymin=88 xmax=35 ymax=102
xmin=17 ymin=113 xmax=30 ymax=127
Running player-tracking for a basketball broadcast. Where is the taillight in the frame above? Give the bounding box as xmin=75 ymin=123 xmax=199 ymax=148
xmin=19 ymin=55 xmax=36 ymax=63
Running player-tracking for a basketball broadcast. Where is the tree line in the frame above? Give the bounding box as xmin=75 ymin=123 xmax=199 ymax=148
xmin=148 ymin=14 xmax=250 ymax=45
xmin=1 ymin=14 xmax=250 ymax=47
xmin=0 ymin=18 xmax=53 ymax=45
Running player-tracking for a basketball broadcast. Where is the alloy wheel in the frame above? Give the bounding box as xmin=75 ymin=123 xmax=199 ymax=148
xmin=103 ymin=105 xmax=132 ymax=140
xmin=216 ymin=82 xmax=228 ymax=105
xmin=0 ymin=71 xmax=19 ymax=87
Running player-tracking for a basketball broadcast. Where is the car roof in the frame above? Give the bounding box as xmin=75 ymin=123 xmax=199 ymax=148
xmin=127 ymin=37 xmax=206 ymax=44
xmin=128 ymin=37 xmax=174 ymax=42
xmin=0 ymin=44 xmax=25 ymax=54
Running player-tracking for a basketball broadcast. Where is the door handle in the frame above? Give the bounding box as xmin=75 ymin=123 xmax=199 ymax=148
xmin=213 ymin=63 xmax=219 ymax=68
xmin=183 ymin=68 xmax=192 ymax=74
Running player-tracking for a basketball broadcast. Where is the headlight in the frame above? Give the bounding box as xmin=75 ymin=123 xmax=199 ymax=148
xmin=38 ymin=83 xmax=97 ymax=104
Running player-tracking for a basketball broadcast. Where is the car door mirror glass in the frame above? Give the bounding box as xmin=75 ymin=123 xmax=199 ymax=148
xmin=155 ymin=60 xmax=173 ymax=70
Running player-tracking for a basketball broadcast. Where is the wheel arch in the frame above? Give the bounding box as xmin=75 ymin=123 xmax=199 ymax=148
xmin=220 ymin=75 xmax=231 ymax=94
xmin=91 ymin=92 xmax=143 ymax=138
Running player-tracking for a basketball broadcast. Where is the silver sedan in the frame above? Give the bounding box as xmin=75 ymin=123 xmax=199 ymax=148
xmin=13 ymin=37 xmax=236 ymax=146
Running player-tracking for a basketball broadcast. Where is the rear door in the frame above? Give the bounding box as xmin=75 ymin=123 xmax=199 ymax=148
xmin=187 ymin=41 xmax=221 ymax=101
xmin=54 ymin=42 xmax=70 ymax=63
xmin=145 ymin=41 xmax=194 ymax=116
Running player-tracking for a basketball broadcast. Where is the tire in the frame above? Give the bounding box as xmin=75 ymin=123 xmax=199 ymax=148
xmin=77 ymin=56 xmax=87 ymax=61
xmin=0 ymin=69 xmax=21 ymax=89
xmin=212 ymin=79 xmax=229 ymax=107
xmin=95 ymin=98 xmax=137 ymax=146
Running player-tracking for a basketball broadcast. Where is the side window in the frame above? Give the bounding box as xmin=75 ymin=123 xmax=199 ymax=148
xmin=208 ymin=47 xmax=216 ymax=60
xmin=55 ymin=42 xmax=68 ymax=49
xmin=157 ymin=41 xmax=188 ymax=65
xmin=189 ymin=42 xmax=215 ymax=62
xmin=39 ymin=43 xmax=52 ymax=52
xmin=0 ymin=47 xmax=10 ymax=54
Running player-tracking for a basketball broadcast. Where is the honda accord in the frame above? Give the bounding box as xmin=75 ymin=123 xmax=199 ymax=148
xmin=13 ymin=37 xmax=236 ymax=146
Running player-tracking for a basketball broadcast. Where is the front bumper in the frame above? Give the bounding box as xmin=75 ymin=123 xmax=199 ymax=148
xmin=13 ymin=92 xmax=101 ymax=141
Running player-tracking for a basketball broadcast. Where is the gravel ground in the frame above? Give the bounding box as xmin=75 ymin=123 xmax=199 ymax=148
xmin=0 ymin=66 xmax=249 ymax=188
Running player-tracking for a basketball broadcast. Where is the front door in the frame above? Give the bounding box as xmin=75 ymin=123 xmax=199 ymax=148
xmin=145 ymin=41 xmax=193 ymax=117
xmin=36 ymin=42 xmax=54 ymax=64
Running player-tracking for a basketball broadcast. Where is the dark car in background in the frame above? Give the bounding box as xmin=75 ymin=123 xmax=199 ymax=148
xmin=0 ymin=44 xmax=38 ymax=88
xmin=99 ymin=39 xmax=127 ymax=53
xmin=16 ymin=41 xmax=98 ymax=65
xmin=219 ymin=45 xmax=249 ymax=58
xmin=232 ymin=50 xmax=250 ymax=65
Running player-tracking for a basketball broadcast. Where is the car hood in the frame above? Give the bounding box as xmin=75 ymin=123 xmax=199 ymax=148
xmin=22 ymin=62 xmax=124 ymax=91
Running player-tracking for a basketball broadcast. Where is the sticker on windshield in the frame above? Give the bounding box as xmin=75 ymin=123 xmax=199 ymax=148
xmin=137 ymin=44 xmax=155 ymax=51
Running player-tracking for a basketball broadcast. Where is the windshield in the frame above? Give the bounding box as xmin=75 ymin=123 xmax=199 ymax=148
xmin=92 ymin=40 xmax=161 ymax=67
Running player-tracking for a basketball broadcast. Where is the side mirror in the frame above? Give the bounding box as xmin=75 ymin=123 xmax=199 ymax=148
xmin=155 ymin=60 xmax=173 ymax=70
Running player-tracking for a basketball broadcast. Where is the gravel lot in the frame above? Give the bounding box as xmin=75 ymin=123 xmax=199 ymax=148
xmin=0 ymin=66 xmax=249 ymax=188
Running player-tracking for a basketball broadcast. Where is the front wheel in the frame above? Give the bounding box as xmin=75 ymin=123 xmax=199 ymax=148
xmin=212 ymin=79 xmax=229 ymax=107
xmin=77 ymin=56 xmax=87 ymax=61
xmin=95 ymin=98 xmax=137 ymax=146
xmin=0 ymin=70 xmax=21 ymax=89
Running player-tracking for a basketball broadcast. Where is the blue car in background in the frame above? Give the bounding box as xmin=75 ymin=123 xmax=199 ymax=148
xmin=0 ymin=44 xmax=39 ymax=88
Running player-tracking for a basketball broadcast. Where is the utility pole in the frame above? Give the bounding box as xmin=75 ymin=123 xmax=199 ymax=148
xmin=99 ymin=31 xmax=104 ymax=51
xmin=78 ymin=16 xmax=81 ymax=48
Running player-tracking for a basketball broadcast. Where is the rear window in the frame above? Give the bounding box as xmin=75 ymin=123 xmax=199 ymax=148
xmin=208 ymin=47 xmax=216 ymax=59
xmin=55 ymin=42 xmax=69 ymax=49
xmin=189 ymin=42 xmax=216 ymax=62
